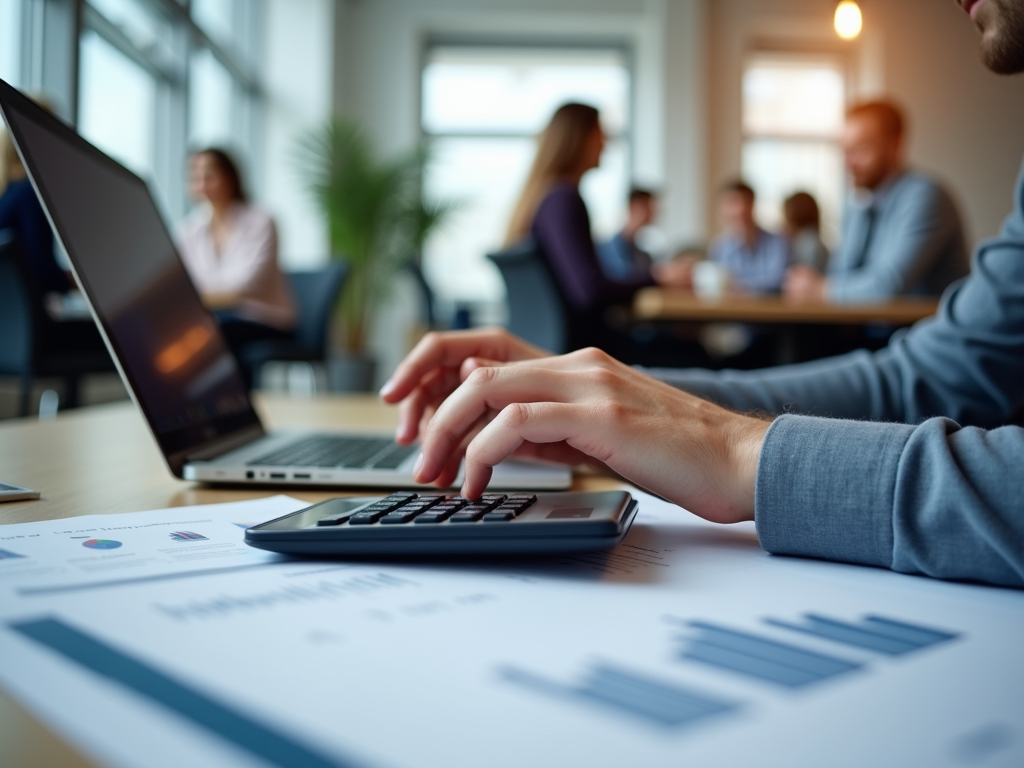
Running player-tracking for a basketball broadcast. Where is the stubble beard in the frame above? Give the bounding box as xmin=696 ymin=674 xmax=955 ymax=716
xmin=978 ymin=0 xmax=1024 ymax=74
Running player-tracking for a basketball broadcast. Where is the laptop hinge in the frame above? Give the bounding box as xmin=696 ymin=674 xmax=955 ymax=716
xmin=185 ymin=425 xmax=266 ymax=463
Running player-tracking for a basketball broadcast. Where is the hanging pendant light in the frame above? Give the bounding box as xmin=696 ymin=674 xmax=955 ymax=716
xmin=834 ymin=1 xmax=863 ymax=40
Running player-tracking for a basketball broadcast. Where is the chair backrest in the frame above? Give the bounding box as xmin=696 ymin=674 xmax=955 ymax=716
xmin=487 ymin=240 xmax=571 ymax=354
xmin=286 ymin=262 xmax=349 ymax=356
xmin=0 ymin=231 xmax=41 ymax=375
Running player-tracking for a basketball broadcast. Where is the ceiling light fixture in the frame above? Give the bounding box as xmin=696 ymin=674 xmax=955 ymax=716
xmin=834 ymin=1 xmax=863 ymax=40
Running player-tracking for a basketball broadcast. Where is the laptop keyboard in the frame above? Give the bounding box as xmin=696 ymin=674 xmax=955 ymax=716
xmin=247 ymin=436 xmax=418 ymax=470
xmin=315 ymin=492 xmax=538 ymax=526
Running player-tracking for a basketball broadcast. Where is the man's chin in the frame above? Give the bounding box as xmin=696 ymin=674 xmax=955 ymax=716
xmin=977 ymin=0 xmax=1024 ymax=74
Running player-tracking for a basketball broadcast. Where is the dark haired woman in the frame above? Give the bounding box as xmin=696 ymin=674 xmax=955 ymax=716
xmin=176 ymin=148 xmax=295 ymax=385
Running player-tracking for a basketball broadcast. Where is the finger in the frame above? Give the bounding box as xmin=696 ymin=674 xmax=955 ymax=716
xmin=395 ymin=366 xmax=461 ymax=444
xmin=461 ymin=402 xmax=590 ymax=499
xmin=510 ymin=440 xmax=603 ymax=471
xmin=415 ymin=366 xmax=585 ymax=483
xmin=380 ymin=329 xmax=545 ymax=403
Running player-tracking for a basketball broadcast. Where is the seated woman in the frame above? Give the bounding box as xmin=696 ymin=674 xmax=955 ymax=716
xmin=0 ymin=125 xmax=71 ymax=295
xmin=176 ymin=148 xmax=296 ymax=385
xmin=504 ymin=103 xmax=689 ymax=355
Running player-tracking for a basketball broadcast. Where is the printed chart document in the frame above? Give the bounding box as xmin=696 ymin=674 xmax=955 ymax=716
xmin=1 ymin=492 xmax=1022 ymax=768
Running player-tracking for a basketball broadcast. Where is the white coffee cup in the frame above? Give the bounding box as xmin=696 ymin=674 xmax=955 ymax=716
xmin=692 ymin=261 xmax=730 ymax=299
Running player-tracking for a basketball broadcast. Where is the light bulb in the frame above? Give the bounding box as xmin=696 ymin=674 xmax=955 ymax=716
xmin=834 ymin=1 xmax=863 ymax=40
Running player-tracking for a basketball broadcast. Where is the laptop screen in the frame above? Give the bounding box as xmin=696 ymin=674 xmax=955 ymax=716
xmin=0 ymin=80 xmax=263 ymax=470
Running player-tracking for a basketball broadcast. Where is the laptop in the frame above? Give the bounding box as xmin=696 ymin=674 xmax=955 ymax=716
xmin=0 ymin=78 xmax=569 ymax=491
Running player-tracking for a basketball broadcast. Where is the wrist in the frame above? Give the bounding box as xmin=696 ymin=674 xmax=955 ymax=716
xmin=723 ymin=413 xmax=771 ymax=521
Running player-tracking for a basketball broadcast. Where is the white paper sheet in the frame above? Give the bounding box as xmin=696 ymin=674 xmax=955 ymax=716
xmin=1 ymin=491 xmax=1022 ymax=768
xmin=0 ymin=495 xmax=305 ymax=597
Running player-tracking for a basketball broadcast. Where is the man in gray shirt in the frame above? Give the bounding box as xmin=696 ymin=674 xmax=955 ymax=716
xmin=785 ymin=101 xmax=970 ymax=302
xmin=381 ymin=0 xmax=1024 ymax=589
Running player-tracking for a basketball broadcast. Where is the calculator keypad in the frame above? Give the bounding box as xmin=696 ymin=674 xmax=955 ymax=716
xmin=316 ymin=493 xmax=537 ymax=527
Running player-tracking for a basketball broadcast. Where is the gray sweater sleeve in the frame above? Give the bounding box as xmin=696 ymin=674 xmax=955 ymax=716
xmin=755 ymin=414 xmax=1024 ymax=587
xmin=645 ymin=155 xmax=1024 ymax=429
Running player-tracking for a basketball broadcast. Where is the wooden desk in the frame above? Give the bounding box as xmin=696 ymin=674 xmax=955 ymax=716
xmin=634 ymin=289 xmax=940 ymax=325
xmin=0 ymin=395 xmax=619 ymax=768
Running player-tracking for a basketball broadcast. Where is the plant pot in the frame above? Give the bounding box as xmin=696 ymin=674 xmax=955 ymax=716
xmin=328 ymin=354 xmax=377 ymax=393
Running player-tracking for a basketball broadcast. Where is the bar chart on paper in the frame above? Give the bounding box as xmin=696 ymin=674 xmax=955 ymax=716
xmin=502 ymin=612 xmax=962 ymax=728
xmin=499 ymin=663 xmax=738 ymax=729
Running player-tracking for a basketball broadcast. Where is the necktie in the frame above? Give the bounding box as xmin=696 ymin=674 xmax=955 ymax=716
xmin=849 ymin=204 xmax=877 ymax=270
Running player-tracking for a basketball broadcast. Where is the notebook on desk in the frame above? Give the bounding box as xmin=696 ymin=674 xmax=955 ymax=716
xmin=0 ymin=78 xmax=569 ymax=491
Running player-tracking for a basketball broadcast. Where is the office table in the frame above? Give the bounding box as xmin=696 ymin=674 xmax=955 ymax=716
xmin=0 ymin=395 xmax=616 ymax=768
xmin=633 ymin=289 xmax=940 ymax=325
xmin=2 ymin=398 xmax=1020 ymax=768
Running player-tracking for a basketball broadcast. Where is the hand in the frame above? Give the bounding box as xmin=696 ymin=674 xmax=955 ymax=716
xmin=783 ymin=265 xmax=828 ymax=302
xmin=380 ymin=328 xmax=551 ymax=445
xmin=652 ymin=256 xmax=697 ymax=290
xmin=412 ymin=347 xmax=771 ymax=524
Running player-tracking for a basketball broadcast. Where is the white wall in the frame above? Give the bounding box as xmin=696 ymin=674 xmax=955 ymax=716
xmin=261 ymin=0 xmax=335 ymax=267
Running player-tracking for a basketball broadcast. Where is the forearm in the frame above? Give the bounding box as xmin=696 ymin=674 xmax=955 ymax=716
xmin=642 ymin=347 xmax=907 ymax=421
xmin=755 ymin=414 xmax=1024 ymax=587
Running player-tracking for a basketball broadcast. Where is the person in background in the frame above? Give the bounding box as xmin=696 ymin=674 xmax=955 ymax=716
xmin=782 ymin=191 xmax=829 ymax=273
xmin=176 ymin=148 xmax=296 ymax=384
xmin=785 ymin=101 xmax=969 ymax=303
xmin=707 ymin=180 xmax=789 ymax=295
xmin=597 ymin=187 xmax=657 ymax=282
xmin=0 ymin=122 xmax=71 ymax=295
xmin=504 ymin=103 xmax=689 ymax=343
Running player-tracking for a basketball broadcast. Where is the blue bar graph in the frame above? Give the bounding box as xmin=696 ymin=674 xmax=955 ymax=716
xmin=500 ymin=662 xmax=738 ymax=728
xmin=9 ymin=618 xmax=360 ymax=768
xmin=678 ymin=622 xmax=862 ymax=689
xmin=765 ymin=614 xmax=960 ymax=656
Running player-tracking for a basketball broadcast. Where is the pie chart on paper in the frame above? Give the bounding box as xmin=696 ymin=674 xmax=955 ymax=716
xmin=82 ymin=539 xmax=122 ymax=550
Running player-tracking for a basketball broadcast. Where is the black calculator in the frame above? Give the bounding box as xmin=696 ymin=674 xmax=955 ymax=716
xmin=244 ymin=491 xmax=638 ymax=556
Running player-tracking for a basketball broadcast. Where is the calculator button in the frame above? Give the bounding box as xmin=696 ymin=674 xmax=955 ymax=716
xmin=508 ymin=494 xmax=537 ymax=505
xmin=349 ymin=510 xmax=388 ymax=525
xmin=494 ymin=503 xmax=525 ymax=516
xmin=480 ymin=494 xmax=507 ymax=504
xmin=482 ymin=510 xmax=516 ymax=522
xmin=413 ymin=509 xmax=455 ymax=524
xmin=382 ymin=493 xmax=417 ymax=503
xmin=316 ymin=515 xmax=349 ymax=527
xmin=450 ymin=506 xmax=489 ymax=523
xmin=380 ymin=509 xmax=422 ymax=524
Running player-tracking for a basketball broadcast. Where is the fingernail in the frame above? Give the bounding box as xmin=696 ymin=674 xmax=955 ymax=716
xmin=413 ymin=452 xmax=424 ymax=478
xmin=379 ymin=378 xmax=395 ymax=397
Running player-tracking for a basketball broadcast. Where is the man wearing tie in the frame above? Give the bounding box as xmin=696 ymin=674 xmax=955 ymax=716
xmin=784 ymin=101 xmax=969 ymax=302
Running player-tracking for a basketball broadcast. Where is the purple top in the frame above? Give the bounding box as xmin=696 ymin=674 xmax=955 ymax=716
xmin=531 ymin=183 xmax=654 ymax=311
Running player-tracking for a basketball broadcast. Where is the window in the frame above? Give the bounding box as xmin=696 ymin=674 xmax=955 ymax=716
xmin=60 ymin=0 xmax=264 ymax=221
xmin=741 ymin=55 xmax=846 ymax=245
xmin=0 ymin=0 xmax=22 ymax=87
xmin=421 ymin=45 xmax=632 ymax=313
xmin=78 ymin=29 xmax=158 ymax=180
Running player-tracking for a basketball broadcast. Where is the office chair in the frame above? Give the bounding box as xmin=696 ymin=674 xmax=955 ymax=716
xmin=487 ymin=239 xmax=576 ymax=354
xmin=0 ymin=230 xmax=115 ymax=417
xmin=240 ymin=262 xmax=349 ymax=391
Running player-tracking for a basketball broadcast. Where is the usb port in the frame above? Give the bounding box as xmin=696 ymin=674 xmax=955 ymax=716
xmin=269 ymin=472 xmax=286 ymax=479
xmin=293 ymin=473 xmax=311 ymax=480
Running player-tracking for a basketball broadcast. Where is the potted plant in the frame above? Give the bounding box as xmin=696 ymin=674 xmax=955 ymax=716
xmin=294 ymin=119 xmax=452 ymax=390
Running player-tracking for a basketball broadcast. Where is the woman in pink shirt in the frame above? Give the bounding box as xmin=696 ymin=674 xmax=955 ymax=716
xmin=176 ymin=148 xmax=296 ymax=385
